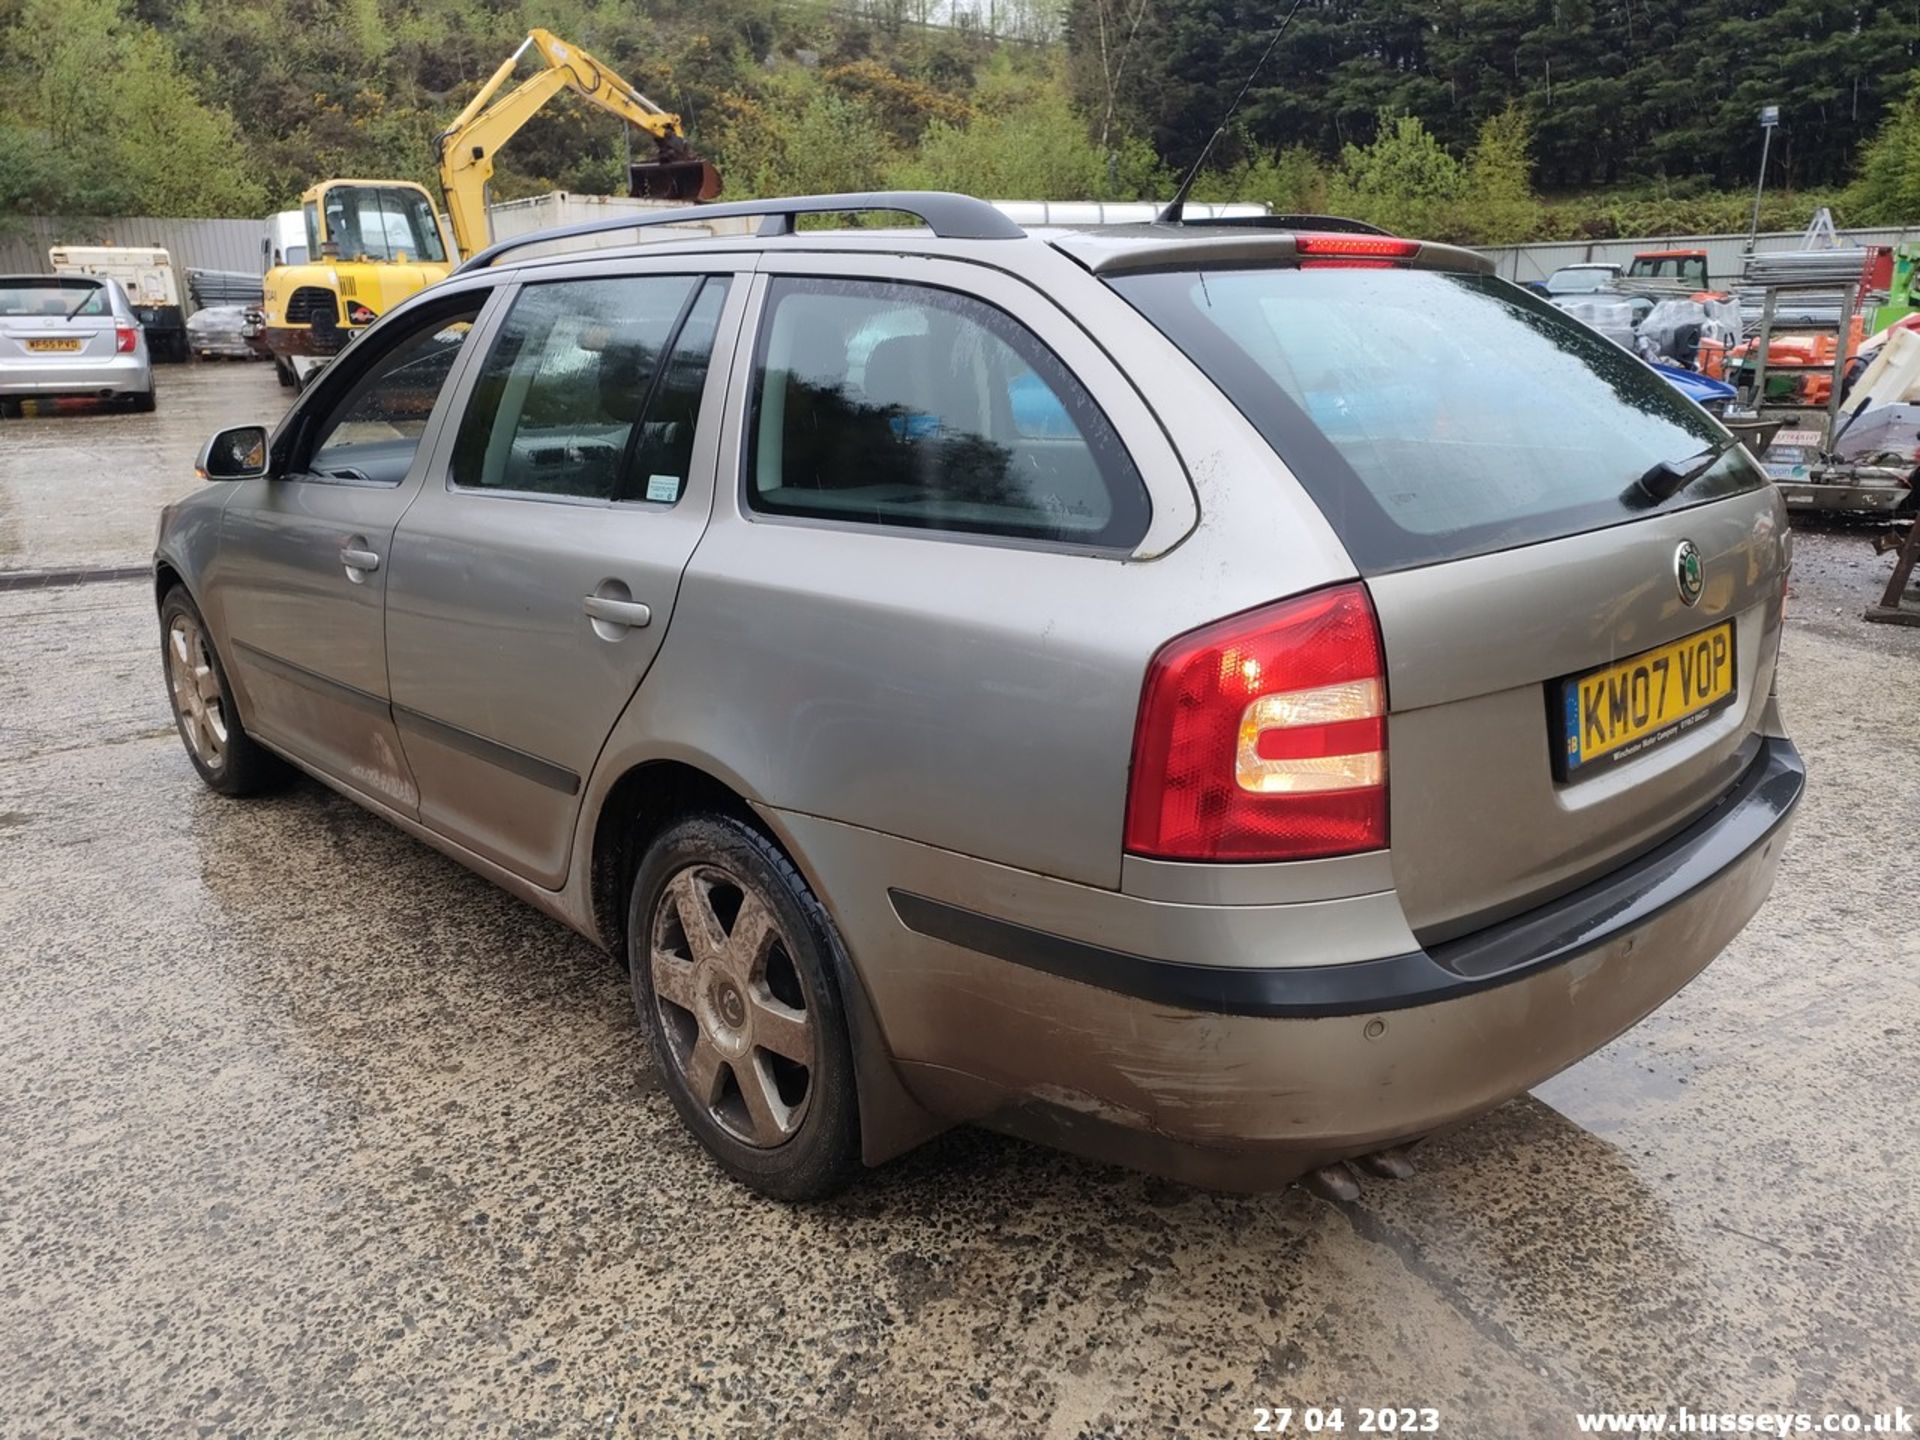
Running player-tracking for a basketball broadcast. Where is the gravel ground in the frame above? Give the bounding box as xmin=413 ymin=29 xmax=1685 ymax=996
xmin=0 ymin=366 xmax=1915 ymax=1437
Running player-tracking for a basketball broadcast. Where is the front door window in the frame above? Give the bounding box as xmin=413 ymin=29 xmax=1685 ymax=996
xmin=304 ymin=308 xmax=479 ymax=484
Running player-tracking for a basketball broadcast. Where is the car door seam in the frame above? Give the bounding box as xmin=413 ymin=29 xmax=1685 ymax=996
xmin=567 ymin=258 xmax=764 ymax=869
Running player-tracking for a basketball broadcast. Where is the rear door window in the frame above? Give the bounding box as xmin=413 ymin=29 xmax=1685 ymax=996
xmin=450 ymin=275 xmax=726 ymax=502
xmin=1110 ymin=266 xmax=1765 ymax=573
xmin=745 ymin=276 xmax=1150 ymax=547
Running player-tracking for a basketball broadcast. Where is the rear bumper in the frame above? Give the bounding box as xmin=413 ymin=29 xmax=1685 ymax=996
xmin=883 ymin=737 xmax=1804 ymax=1188
xmin=0 ymin=354 xmax=150 ymax=397
xmin=190 ymin=337 xmax=257 ymax=358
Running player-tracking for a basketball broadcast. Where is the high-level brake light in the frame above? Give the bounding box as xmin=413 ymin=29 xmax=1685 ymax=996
xmin=1295 ymin=234 xmax=1420 ymax=260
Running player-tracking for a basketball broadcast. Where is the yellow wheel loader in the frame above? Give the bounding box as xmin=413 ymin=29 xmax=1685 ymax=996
xmin=261 ymin=28 xmax=719 ymax=387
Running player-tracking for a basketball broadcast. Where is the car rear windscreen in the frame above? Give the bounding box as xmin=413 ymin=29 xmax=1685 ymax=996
xmin=1107 ymin=266 xmax=1765 ymax=573
xmin=0 ymin=278 xmax=106 ymax=318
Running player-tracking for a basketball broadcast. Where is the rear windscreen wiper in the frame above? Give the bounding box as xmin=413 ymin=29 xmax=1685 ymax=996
xmin=61 ymin=289 xmax=99 ymax=321
xmin=1622 ymin=435 xmax=1740 ymax=510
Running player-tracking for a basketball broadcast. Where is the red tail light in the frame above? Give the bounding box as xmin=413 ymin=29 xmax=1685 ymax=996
xmin=346 ymin=302 xmax=377 ymax=326
xmin=1295 ymin=234 xmax=1419 ymax=260
xmin=114 ymin=325 xmax=137 ymax=354
xmin=1124 ymin=583 xmax=1388 ymax=861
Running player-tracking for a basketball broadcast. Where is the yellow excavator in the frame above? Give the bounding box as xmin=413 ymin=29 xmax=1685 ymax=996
xmin=261 ymin=29 xmax=721 ymax=387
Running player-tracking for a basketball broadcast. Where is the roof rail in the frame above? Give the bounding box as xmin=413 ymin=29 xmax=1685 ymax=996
xmin=1183 ymin=213 xmax=1394 ymax=237
xmin=454 ymin=190 xmax=1026 ymax=274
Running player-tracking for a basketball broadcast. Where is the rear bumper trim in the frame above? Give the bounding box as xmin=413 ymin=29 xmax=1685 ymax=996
xmin=0 ymin=355 xmax=149 ymax=394
xmin=890 ymin=736 xmax=1802 ymax=1018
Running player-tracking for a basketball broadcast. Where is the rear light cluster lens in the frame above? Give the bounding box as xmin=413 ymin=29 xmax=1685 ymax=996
xmin=1124 ymin=583 xmax=1389 ymax=862
xmin=114 ymin=326 xmax=137 ymax=353
xmin=345 ymin=302 xmax=377 ymax=326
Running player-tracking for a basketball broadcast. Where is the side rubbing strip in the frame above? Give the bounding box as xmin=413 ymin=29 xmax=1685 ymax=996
xmin=887 ymin=889 xmax=1436 ymax=1017
xmin=231 ymin=639 xmax=388 ymax=717
xmin=393 ymin=706 xmax=581 ymax=796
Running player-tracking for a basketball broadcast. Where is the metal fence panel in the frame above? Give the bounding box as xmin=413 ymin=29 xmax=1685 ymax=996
xmin=0 ymin=215 xmax=270 ymax=282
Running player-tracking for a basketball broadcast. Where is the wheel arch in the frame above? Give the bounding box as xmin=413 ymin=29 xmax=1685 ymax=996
xmin=587 ymin=758 xmax=758 ymax=958
xmin=154 ymin=558 xmax=186 ymax=610
xmin=585 ymin=755 xmax=945 ymax=1166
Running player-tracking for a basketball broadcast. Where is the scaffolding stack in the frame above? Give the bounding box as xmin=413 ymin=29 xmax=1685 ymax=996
xmin=1737 ymin=249 xmax=1877 ymax=330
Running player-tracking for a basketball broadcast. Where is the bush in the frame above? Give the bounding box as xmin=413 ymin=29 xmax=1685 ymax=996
xmin=717 ymin=72 xmax=899 ymax=198
xmin=887 ymin=72 xmax=1164 ymax=200
xmin=1533 ymin=187 xmax=1851 ymax=242
xmin=1192 ymin=145 xmax=1329 ymax=213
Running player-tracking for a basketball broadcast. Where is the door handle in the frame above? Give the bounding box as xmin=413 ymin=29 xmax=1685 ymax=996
xmin=340 ymin=547 xmax=381 ymax=573
xmin=582 ymin=595 xmax=651 ymax=629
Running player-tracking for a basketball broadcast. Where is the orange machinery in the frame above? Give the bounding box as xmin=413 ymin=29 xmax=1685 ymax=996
xmin=1711 ymin=316 xmax=1867 ymax=407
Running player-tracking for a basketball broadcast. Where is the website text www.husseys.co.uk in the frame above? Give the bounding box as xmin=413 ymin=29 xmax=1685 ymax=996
xmin=1574 ymin=1408 xmax=1913 ymax=1435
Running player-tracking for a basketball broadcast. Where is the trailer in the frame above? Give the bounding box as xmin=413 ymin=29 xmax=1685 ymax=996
xmin=47 ymin=244 xmax=188 ymax=363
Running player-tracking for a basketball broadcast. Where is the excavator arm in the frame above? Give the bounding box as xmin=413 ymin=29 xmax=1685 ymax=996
xmin=435 ymin=28 xmax=721 ymax=260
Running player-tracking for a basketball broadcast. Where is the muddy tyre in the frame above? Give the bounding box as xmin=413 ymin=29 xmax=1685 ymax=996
xmin=629 ymin=813 xmax=861 ymax=1201
xmin=160 ymin=587 xmax=291 ymax=797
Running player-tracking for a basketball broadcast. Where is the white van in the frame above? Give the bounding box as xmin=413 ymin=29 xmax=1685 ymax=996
xmin=262 ymin=211 xmax=309 ymax=271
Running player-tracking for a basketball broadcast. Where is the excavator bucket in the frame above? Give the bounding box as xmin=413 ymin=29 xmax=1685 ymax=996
xmin=629 ymin=156 xmax=722 ymax=203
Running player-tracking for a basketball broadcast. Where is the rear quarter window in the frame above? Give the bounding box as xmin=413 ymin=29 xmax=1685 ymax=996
xmin=1110 ymin=267 xmax=1766 ymax=573
xmin=745 ymin=276 xmax=1150 ymax=549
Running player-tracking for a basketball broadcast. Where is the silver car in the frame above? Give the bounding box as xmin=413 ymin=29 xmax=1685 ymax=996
xmin=154 ymin=193 xmax=1803 ymax=1200
xmin=0 ymin=274 xmax=155 ymax=411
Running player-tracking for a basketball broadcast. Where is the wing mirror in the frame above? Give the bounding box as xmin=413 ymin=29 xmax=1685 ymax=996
xmin=196 ymin=425 xmax=270 ymax=481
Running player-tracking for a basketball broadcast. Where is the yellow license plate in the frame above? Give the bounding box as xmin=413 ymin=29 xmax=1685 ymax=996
xmin=26 ymin=338 xmax=82 ymax=353
xmin=1557 ymin=621 xmax=1736 ymax=780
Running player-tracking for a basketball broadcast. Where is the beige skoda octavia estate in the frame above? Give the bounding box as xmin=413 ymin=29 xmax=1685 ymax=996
xmin=155 ymin=192 xmax=1803 ymax=1199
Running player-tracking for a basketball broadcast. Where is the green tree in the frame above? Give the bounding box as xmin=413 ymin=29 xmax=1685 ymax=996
xmin=0 ymin=0 xmax=261 ymax=215
xmin=1327 ymin=113 xmax=1466 ymax=238
xmin=1462 ymin=106 xmax=1543 ymax=244
xmin=1065 ymin=0 xmax=1920 ymax=196
xmin=111 ymin=30 xmax=266 ymax=215
xmin=1847 ymin=70 xmax=1920 ymax=225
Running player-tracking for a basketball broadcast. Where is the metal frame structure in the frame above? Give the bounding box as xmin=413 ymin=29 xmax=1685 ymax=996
xmin=1744 ymin=278 xmax=1853 ymax=444
xmin=1739 ymin=267 xmax=1913 ymax=515
xmin=1865 ymin=520 xmax=1920 ymax=626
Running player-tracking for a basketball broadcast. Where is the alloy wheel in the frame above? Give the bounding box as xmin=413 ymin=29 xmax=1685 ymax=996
xmin=649 ymin=863 xmax=816 ymax=1148
xmin=166 ymin=613 xmax=228 ymax=772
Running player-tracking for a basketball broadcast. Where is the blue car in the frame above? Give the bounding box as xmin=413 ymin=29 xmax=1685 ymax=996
xmin=1651 ymin=361 xmax=1736 ymax=415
